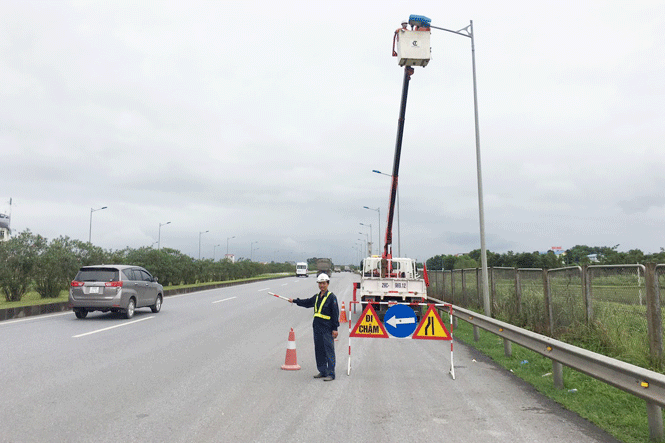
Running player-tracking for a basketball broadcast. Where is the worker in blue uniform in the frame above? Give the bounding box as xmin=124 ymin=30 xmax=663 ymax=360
xmin=289 ymin=273 xmax=340 ymax=381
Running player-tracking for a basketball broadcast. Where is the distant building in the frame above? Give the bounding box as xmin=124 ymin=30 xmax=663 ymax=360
xmin=224 ymin=254 xmax=235 ymax=263
xmin=587 ymin=253 xmax=600 ymax=263
xmin=0 ymin=212 xmax=10 ymax=242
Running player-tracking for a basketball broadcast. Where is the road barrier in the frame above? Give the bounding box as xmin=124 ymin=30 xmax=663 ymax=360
xmin=347 ymin=301 xmax=455 ymax=379
xmin=447 ymin=304 xmax=665 ymax=441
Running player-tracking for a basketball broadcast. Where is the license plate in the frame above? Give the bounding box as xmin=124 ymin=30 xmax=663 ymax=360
xmin=89 ymin=286 xmax=100 ymax=294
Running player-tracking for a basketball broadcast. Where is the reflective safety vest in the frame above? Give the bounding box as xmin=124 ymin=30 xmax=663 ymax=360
xmin=314 ymin=291 xmax=331 ymax=320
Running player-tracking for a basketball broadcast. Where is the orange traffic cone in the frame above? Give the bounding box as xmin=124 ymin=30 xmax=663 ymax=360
xmin=281 ymin=328 xmax=301 ymax=370
xmin=339 ymin=301 xmax=347 ymax=323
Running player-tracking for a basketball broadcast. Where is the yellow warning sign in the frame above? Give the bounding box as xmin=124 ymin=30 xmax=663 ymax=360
xmin=350 ymin=304 xmax=389 ymax=338
xmin=412 ymin=305 xmax=451 ymax=340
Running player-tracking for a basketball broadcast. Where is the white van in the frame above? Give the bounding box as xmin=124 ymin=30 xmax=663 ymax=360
xmin=296 ymin=262 xmax=308 ymax=277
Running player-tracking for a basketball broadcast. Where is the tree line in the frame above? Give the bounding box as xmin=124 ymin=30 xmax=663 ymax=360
xmin=426 ymin=245 xmax=665 ymax=271
xmin=0 ymin=230 xmax=295 ymax=303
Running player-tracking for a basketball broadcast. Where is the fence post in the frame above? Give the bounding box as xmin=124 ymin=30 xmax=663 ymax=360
xmin=490 ymin=267 xmax=496 ymax=316
xmin=461 ymin=269 xmax=467 ymax=307
xmin=451 ymin=270 xmax=455 ymax=306
xmin=515 ymin=268 xmax=523 ymax=319
xmin=582 ymin=265 xmax=593 ymax=326
xmin=645 ymin=263 xmax=663 ymax=367
xmin=543 ymin=269 xmax=554 ymax=337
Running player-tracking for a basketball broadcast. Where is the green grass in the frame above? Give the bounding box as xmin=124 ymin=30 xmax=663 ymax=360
xmin=453 ymin=318 xmax=664 ymax=443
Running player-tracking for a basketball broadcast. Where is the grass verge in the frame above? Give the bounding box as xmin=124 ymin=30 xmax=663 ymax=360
xmin=453 ymin=318 xmax=664 ymax=443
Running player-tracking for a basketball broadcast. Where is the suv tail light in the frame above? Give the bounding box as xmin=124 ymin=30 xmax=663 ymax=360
xmin=105 ymin=281 xmax=123 ymax=287
xmin=71 ymin=281 xmax=84 ymax=287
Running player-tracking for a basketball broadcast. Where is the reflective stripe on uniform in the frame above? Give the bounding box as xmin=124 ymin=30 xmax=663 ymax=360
xmin=314 ymin=291 xmax=331 ymax=320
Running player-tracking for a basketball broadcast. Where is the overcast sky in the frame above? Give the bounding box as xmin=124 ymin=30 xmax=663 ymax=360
xmin=2 ymin=1 xmax=664 ymax=265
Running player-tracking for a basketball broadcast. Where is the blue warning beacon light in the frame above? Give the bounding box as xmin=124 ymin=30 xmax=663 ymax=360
xmin=408 ymin=15 xmax=431 ymax=28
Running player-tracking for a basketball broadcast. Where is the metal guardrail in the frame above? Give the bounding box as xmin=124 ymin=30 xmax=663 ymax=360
xmin=449 ymin=304 xmax=665 ymax=441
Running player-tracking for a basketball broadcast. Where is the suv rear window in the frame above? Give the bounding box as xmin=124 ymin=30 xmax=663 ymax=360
xmin=75 ymin=268 xmax=119 ymax=282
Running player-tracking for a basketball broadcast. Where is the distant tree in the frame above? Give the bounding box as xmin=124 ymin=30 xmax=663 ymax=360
xmin=0 ymin=230 xmax=42 ymax=301
xmin=34 ymin=236 xmax=80 ymax=298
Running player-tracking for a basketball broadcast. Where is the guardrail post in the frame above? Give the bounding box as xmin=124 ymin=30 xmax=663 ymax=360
xmin=645 ymin=263 xmax=663 ymax=368
xmin=552 ymin=361 xmax=564 ymax=390
xmin=646 ymin=400 xmax=664 ymax=441
xmin=543 ymin=269 xmax=554 ymax=336
xmin=503 ymin=338 xmax=512 ymax=357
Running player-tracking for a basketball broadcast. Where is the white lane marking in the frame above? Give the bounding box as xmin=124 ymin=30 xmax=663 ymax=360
xmin=72 ymin=316 xmax=154 ymax=338
xmin=0 ymin=311 xmax=71 ymax=326
xmin=258 ymin=288 xmax=270 ymax=292
xmin=282 ymin=283 xmax=288 ymax=286
xmin=213 ymin=296 xmax=237 ymax=304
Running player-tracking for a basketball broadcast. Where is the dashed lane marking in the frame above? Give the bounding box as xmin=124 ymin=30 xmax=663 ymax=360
xmin=72 ymin=316 xmax=154 ymax=338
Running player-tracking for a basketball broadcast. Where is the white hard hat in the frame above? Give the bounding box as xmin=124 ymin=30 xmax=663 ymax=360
xmin=317 ymin=273 xmax=330 ymax=282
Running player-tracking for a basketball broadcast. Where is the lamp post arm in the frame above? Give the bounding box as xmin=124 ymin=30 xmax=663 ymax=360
xmin=429 ymin=23 xmax=472 ymax=38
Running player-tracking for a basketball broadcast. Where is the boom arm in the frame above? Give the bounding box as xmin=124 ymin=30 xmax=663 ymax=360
xmin=384 ymin=65 xmax=414 ymax=259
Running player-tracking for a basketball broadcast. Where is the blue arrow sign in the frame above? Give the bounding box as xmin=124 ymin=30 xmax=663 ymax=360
xmin=383 ymin=304 xmax=418 ymax=338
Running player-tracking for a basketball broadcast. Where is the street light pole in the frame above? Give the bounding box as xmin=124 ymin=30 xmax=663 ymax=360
xmin=226 ymin=236 xmax=235 ymax=256
xmin=357 ymin=238 xmax=365 ymax=258
xmin=430 ymin=19 xmax=490 ymax=316
xmin=89 ymin=206 xmax=107 ymax=244
xmin=358 ymin=232 xmax=369 ymax=257
xmin=363 ymin=206 xmax=381 ymax=256
xmin=359 ymin=223 xmax=372 ymax=255
xmin=158 ymin=221 xmax=171 ymax=251
xmin=213 ymin=244 xmax=221 ymax=261
xmin=251 ymin=241 xmax=258 ymax=261
xmin=198 ymin=230 xmax=209 ymax=260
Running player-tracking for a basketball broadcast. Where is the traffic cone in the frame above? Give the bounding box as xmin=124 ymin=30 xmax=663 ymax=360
xmin=281 ymin=328 xmax=301 ymax=370
xmin=339 ymin=301 xmax=347 ymax=323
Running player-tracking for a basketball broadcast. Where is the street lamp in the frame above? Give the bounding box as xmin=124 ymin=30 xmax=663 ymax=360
xmin=198 ymin=230 xmax=209 ymax=260
xmin=226 ymin=236 xmax=235 ymax=256
xmin=158 ymin=221 xmax=171 ymax=251
xmin=363 ymin=206 xmax=381 ymax=255
xmin=372 ymin=169 xmax=400 ymax=257
xmin=357 ymin=238 xmax=365 ymax=258
xmin=428 ymin=18 xmax=490 ymax=316
xmin=89 ymin=206 xmax=107 ymax=244
xmin=359 ymin=230 xmax=370 ymax=256
xmin=251 ymin=241 xmax=258 ymax=261
xmin=359 ymin=223 xmax=372 ymax=255
xmin=213 ymin=244 xmax=221 ymax=261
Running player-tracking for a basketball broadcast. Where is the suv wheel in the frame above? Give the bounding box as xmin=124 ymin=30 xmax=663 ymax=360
xmin=151 ymin=295 xmax=162 ymax=313
xmin=125 ymin=298 xmax=136 ymax=319
xmin=74 ymin=309 xmax=88 ymax=319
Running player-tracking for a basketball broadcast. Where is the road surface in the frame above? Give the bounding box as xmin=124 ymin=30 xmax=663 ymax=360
xmin=0 ymin=273 xmax=620 ymax=442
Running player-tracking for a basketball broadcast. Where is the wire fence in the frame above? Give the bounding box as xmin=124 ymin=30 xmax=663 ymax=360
xmin=428 ymin=264 xmax=664 ymax=371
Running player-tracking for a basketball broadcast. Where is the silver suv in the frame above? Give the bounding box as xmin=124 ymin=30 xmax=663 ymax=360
xmin=69 ymin=265 xmax=164 ymax=319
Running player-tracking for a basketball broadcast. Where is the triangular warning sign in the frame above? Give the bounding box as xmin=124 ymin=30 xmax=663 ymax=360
xmin=350 ymin=304 xmax=389 ymax=338
xmin=412 ymin=305 xmax=451 ymax=340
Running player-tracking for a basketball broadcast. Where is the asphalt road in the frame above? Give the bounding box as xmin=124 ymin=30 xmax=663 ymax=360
xmin=0 ymin=273 xmax=621 ymax=442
